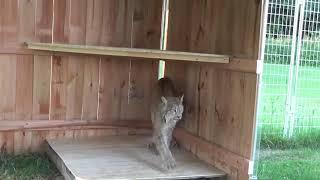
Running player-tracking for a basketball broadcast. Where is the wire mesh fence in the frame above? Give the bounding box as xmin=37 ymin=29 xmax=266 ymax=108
xmin=295 ymin=0 xmax=320 ymax=134
xmin=259 ymin=0 xmax=320 ymax=136
xmin=259 ymin=0 xmax=297 ymax=136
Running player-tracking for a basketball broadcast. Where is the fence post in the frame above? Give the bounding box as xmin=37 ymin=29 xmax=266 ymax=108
xmin=288 ymin=0 xmax=306 ymax=137
xmin=283 ymin=0 xmax=303 ymax=137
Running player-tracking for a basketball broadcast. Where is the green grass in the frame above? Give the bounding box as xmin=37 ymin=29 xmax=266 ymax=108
xmin=259 ymin=63 xmax=320 ymax=135
xmin=0 ymin=153 xmax=61 ymax=180
xmin=257 ymin=148 xmax=320 ymax=180
xmin=260 ymin=130 xmax=320 ymax=149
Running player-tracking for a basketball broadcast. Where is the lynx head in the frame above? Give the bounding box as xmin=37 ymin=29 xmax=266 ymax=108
xmin=160 ymin=95 xmax=184 ymax=123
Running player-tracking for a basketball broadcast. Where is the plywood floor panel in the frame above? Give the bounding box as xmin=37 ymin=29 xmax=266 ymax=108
xmin=47 ymin=135 xmax=225 ymax=180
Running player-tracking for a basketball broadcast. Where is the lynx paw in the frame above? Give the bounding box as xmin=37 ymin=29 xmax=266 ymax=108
xmin=163 ymin=157 xmax=176 ymax=170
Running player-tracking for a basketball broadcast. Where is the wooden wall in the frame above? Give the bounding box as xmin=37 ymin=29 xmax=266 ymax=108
xmin=166 ymin=0 xmax=263 ymax=179
xmin=0 ymin=0 xmax=264 ymax=179
xmin=0 ymin=0 xmax=161 ymax=153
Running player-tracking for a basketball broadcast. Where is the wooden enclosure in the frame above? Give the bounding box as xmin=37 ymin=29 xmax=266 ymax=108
xmin=0 ymin=0 xmax=265 ymax=179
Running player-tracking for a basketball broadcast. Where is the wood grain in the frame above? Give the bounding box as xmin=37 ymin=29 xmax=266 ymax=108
xmin=46 ymin=135 xmax=226 ymax=180
xmin=35 ymin=0 xmax=53 ymax=43
xmin=81 ymin=0 xmax=103 ymax=120
xmin=165 ymin=1 xmax=262 ymax=179
xmin=0 ymin=125 xmax=152 ymax=154
xmin=50 ymin=55 xmax=67 ymax=120
xmin=18 ymin=0 xmax=37 ymax=44
xmin=174 ymin=128 xmax=250 ymax=180
xmin=81 ymin=57 xmax=99 ymax=120
xmin=98 ymin=0 xmax=131 ymax=121
xmin=32 ymin=56 xmax=51 ymax=120
xmin=15 ymin=55 xmax=34 ymax=120
xmin=32 ymin=0 xmax=53 ymax=120
xmin=0 ymin=55 xmax=17 ymax=120
xmin=65 ymin=0 xmax=87 ymax=120
xmin=0 ymin=0 xmax=19 ymax=48
xmin=121 ymin=0 xmax=161 ymax=121
xmin=26 ymin=42 xmax=230 ymax=63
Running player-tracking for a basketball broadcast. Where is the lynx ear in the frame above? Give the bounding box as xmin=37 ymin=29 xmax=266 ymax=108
xmin=161 ymin=96 xmax=168 ymax=104
xmin=180 ymin=94 xmax=184 ymax=102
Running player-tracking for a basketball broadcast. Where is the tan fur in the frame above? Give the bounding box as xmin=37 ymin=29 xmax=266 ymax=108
xmin=149 ymin=77 xmax=184 ymax=170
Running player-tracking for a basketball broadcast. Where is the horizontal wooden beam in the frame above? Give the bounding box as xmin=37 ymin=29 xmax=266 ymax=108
xmin=173 ymin=128 xmax=251 ymax=179
xmin=0 ymin=120 xmax=152 ymax=131
xmin=211 ymin=58 xmax=262 ymax=74
xmin=25 ymin=42 xmax=230 ymax=63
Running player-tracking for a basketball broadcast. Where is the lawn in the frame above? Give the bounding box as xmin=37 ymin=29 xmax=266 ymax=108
xmin=257 ymin=148 xmax=320 ymax=180
xmin=259 ymin=63 xmax=320 ymax=135
xmin=0 ymin=153 xmax=61 ymax=180
xmin=257 ymin=62 xmax=320 ymax=180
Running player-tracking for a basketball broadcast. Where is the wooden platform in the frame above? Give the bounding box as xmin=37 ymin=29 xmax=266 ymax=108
xmin=46 ymin=135 xmax=226 ymax=180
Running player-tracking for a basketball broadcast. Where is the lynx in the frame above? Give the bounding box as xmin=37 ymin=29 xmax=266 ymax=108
xmin=149 ymin=77 xmax=184 ymax=170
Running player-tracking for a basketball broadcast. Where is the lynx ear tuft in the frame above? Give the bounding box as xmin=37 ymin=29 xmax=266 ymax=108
xmin=161 ymin=96 xmax=168 ymax=104
xmin=180 ymin=94 xmax=184 ymax=102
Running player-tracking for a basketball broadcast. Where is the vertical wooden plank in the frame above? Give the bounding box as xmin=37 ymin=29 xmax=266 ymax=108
xmin=16 ymin=0 xmax=36 ymax=120
xmin=239 ymin=73 xmax=258 ymax=159
xmin=53 ymin=0 xmax=69 ymax=43
xmin=0 ymin=1 xmax=2 ymax=46
xmin=33 ymin=0 xmax=53 ymax=120
xmin=50 ymin=55 xmax=67 ymax=120
xmin=0 ymin=132 xmax=4 ymax=153
xmin=122 ymin=0 xmax=161 ymax=121
xmin=82 ymin=57 xmax=99 ymax=120
xmin=165 ymin=0 xmax=199 ymax=133
xmin=35 ymin=0 xmax=53 ymax=43
xmin=14 ymin=131 xmax=32 ymax=154
xmin=0 ymin=131 xmax=14 ymax=154
xmin=99 ymin=57 xmax=130 ymax=121
xmin=65 ymin=0 xmax=87 ymax=120
xmin=52 ymin=0 xmax=87 ymax=120
xmin=85 ymin=0 xmax=103 ymax=45
xmin=198 ymin=65 xmax=217 ymax=140
xmin=210 ymin=71 xmax=245 ymax=155
xmin=81 ymin=0 xmax=103 ymax=120
xmin=15 ymin=55 xmax=34 ymax=120
xmin=18 ymin=0 xmax=37 ymax=44
xmin=166 ymin=0 xmax=192 ymax=51
xmin=0 ymin=55 xmax=17 ymax=120
xmin=66 ymin=57 xmax=84 ymax=120
xmin=98 ymin=0 xmax=132 ymax=121
xmin=51 ymin=0 xmax=69 ymax=120
xmin=33 ymin=56 xmax=51 ymax=120
xmin=0 ymin=0 xmax=19 ymax=48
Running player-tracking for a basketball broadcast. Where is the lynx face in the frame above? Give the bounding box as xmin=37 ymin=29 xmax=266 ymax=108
xmin=161 ymin=95 xmax=184 ymax=123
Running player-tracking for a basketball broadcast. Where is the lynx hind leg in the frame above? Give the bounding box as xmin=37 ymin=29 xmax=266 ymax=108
xmin=154 ymin=137 xmax=176 ymax=170
xmin=147 ymin=142 xmax=159 ymax=155
xmin=170 ymin=137 xmax=180 ymax=150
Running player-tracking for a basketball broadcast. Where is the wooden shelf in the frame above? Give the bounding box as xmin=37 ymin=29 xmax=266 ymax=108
xmin=25 ymin=42 xmax=230 ymax=63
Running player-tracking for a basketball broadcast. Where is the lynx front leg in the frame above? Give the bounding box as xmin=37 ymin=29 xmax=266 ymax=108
xmin=154 ymin=136 xmax=176 ymax=170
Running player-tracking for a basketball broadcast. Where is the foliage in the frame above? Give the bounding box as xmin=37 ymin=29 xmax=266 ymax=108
xmin=0 ymin=153 xmax=61 ymax=180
